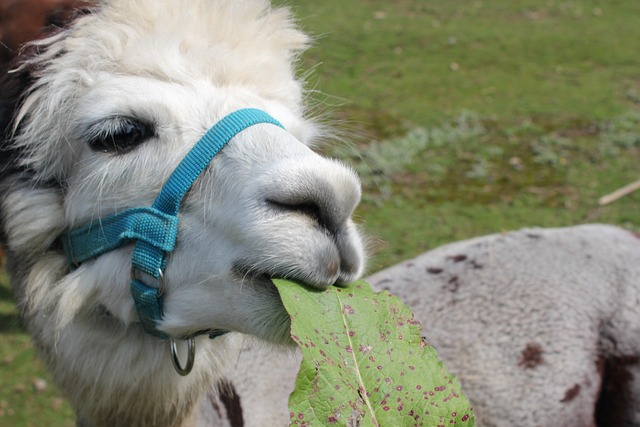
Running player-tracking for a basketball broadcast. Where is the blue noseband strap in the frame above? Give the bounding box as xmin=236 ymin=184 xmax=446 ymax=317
xmin=62 ymin=108 xmax=284 ymax=338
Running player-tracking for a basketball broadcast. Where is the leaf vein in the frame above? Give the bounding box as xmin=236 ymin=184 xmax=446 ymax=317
xmin=336 ymin=290 xmax=379 ymax=427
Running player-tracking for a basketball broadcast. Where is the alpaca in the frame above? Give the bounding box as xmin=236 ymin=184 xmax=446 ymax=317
xmin=0 ymin=1 xmax=365 ymax=426
xmin=0 ymin=0 xmax=93 ymax=73
xmin=207 ymin=224 xmax=640 ymax=427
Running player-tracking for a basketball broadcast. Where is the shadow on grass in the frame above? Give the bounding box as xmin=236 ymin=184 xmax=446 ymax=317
xmin=0 ymin=279 xmax=13 ymax=300
xmin=0 ymin=269 xmax=27 ymax=334
xmin=0 ymin=312 xmax=25 ymax=333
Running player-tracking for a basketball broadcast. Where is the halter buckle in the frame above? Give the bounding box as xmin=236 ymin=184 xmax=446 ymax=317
xmin=131 ymin=267 xmax=166 ymax=297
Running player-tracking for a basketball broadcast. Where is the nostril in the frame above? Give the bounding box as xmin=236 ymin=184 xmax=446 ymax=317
xmin=260 ymin=160 xmax=361 ymax=236
xmin=266 ymin=199 xmax=328 ymax=231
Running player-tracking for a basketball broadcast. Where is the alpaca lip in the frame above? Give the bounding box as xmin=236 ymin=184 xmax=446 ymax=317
xmin=232 ymin=262 xmax=323 ymax=289
xmin=232 ymin=262 xmax=288 ymax=283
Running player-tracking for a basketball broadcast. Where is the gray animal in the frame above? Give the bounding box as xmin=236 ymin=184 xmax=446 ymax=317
xmin=204 ymin=224 xmax=640 ymax=427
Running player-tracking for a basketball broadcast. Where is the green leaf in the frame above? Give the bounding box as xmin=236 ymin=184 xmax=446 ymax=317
xmin=273 ymin=279 xmax=475 ymax=427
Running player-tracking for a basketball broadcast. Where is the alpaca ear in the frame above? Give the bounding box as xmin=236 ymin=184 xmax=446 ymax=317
xmin=0 ymin=67 xmax=35 ymax=182
xmin=0 ymin=65 xmax=43 ymax=248
xmin=43 ymin=1 xmax=95 ymax=28
xmin=0 ymin=63 xmax=68 ymax=255
xmin=0 ymin=0 xmax=96 ymax=177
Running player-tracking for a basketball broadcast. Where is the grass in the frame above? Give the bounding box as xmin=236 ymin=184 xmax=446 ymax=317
xmin=0 ymin=269 xmax=75 ymax=427
xmin=2 ymin=0 xmax=640 ymax=424
xmin=284 ymin=0 xmax=640 ymax=268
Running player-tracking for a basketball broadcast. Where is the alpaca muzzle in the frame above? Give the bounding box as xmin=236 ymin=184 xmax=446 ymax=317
xmin=61 ymin=108 xmax=284 ymax=375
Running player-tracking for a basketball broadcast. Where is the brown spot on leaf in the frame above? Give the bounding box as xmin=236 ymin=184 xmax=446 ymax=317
xmin=519 ymin=343 xmax=544 ymax=369
xmin=447 ymin=254 xmax=467 ymax=263
xmin=427 ymin=267 xmax=443 ymax=274
xmin=560 ymin=384 xmax=581 ymax=402
xmin=526 ymin=233 xmax=541 ymax=239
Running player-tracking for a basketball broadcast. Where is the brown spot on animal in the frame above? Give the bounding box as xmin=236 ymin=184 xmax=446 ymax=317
xmin=427 ymin=267 xmax=443 ymax=274
xmin=447 ymin=254 xmax=467 ymax=263
xmin=218 ymin=381 xmax=245 ymax=427
xmin=560 ymin=384 xmax=581 ymax=402
xmin=519 ymin=343 xmax=544 ymax=369
xmin=443 ymin=276 xmax=460 ymax=293
xmin=469 ymin=259 xmax=483 ymax=269
xmin=595 ymin=355 xmax=640 ymax=426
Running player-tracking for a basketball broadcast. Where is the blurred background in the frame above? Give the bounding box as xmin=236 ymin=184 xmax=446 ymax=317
xmin=1 ymin=0 xmax=639 ymax=425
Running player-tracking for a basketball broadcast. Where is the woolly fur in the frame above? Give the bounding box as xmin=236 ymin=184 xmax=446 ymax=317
xmin=212 ymin=225 xmax=640 ymax=427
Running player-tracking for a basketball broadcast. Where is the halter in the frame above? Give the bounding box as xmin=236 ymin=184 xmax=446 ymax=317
xmin=62 ymin=108 xmax=284 ymax=375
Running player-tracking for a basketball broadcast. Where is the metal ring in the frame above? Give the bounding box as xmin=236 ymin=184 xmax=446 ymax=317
xmin=131 ymin=267 xmax=166 ymax=297
xmin=170 ymin=337 xmax=196 ymax=376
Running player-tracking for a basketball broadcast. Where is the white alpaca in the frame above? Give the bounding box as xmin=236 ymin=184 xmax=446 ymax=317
xmin=0 ymin=1 xmax=365 ymax=426
xmin=211 ymin=224 xmax=640 ymax=427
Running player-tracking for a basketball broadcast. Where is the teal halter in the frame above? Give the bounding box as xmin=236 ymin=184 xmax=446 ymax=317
xmin=61 ymin=108 xmax=284 ymax=373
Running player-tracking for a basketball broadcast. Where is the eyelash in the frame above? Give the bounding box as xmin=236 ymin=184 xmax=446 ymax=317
xmin=87 ymin=117 xmax=155 ymax=154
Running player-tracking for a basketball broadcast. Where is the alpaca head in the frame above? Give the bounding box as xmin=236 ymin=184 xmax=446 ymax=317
xmin=1 ymin=0 xmax=365 ymax=348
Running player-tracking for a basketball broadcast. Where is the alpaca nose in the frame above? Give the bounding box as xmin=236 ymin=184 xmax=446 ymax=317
xmin=246 ymin=154 xmax=364 ymax=286
xmin=262 ymin=158 xmax=361 ymax=234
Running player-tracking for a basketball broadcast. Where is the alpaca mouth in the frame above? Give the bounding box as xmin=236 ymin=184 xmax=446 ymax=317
xmin=232 ymin=261 xmax=337 ymax=290
xmin=233 ymin=262 xmax=279 ymax=282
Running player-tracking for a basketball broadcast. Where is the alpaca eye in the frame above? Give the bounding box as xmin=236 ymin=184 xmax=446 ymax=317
xmin=87 ymin=117 xmax=153 ymax=154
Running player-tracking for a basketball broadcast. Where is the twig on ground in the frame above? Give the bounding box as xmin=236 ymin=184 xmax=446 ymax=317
xmin=598 ymin=179 xmax=640 ymax=206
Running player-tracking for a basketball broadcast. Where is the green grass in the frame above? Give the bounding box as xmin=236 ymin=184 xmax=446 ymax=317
xmin=293 ymin=0 xmax=640 ymax=125
xmin=2 ymin=0 xmax=640 ymax=424
xmin=282 ymin=0 xmax=640 ymax=268
xmin=0 ymin=270 xmax=74 ymax=427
